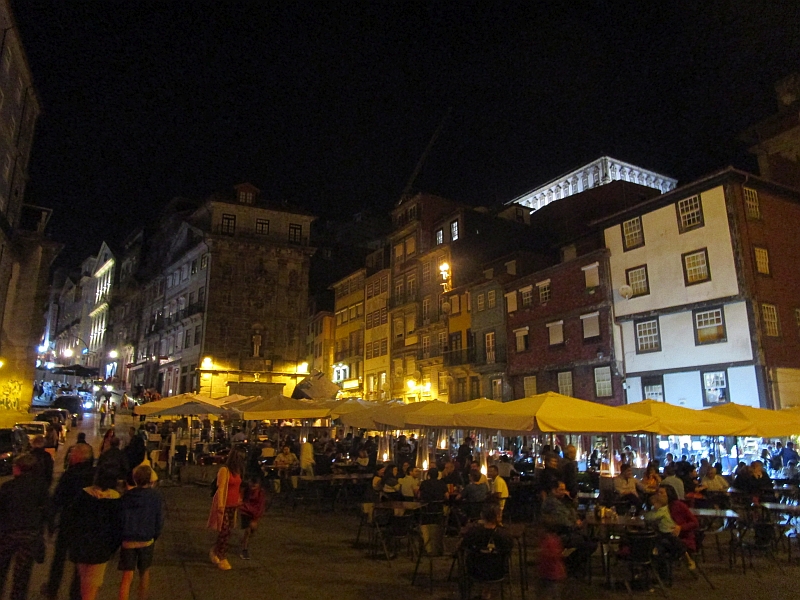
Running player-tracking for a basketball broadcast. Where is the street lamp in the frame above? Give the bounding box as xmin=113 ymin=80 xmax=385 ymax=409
xmin=108 ymin=350 xmax=118 ymax=359
xmin=63 ymin=348 xmax=74 ymax=358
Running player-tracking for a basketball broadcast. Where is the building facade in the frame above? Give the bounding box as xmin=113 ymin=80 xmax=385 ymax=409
xmin=331 ymin=269 xmax=365 ymax=397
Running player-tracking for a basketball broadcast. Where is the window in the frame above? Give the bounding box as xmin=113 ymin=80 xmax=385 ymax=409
xmin=520 ymin=286 xmax=533 ymax=307
xmin=635 ymin=319 xmax=661 ymax=352
xmin=744 ymin=187 xmax=760 ymax=219
xmin=796 ymin=307 xmax=800 ymax=330
xmin=238 ymin=190 xmax=254 ymax=204
xmin=201 ymin=255 xmax=208 ymax=269
xmin=626 ymin=265 xmax=649 ymax=297
xmin=256 ymin=219 xmax=269 ymax=234
xmin=435 ymin=229 xmax=444 ymax=245
xmin=581 ymin=312 xmax=600 ymax=339
xmin=438 ymin=371 xmax=448 ymax=394
xmin=594 ymin=366 xmax=612 ymax=397
xmin=450 ymin=294 xmax=460 ymax=314
xmin=682 ymin=248 xmax=710 ymax=285
xmin=366 ymin=282 xmax=374 ymax=300
xmin=547 ymin=320 xmax=564 ymax=345
xmin=477 ymin=293 xmax=485 ymax=311
xmin=289 ymin=223 xmax=302 ymax=243
xmin=405 ymin=235 xmax=416 ymax=256
xmin=676 ymin=195 xmax=704 ymax=232
xmin=406 ymin=274 xmax=417 ymax=298
xmin=514 ymin=327 xmax=529 ymax=352
xmin=394 ymin=280 xmax=404 ymax=301
xmin=422 ymin=261 xmax=431 ymax=283
xmin=558 ymin=371 xmax=573 ymax=396
xmin=191 ymin=259 xmax=198 ymax=274
xmin=642 ymin=375 xmax=664 ymax=401
xmin=622 ymin=217 xmax=644 ymax=250
xmin=523 ymin=376 xmax=537 ymax=397
xmin=694 ymin=308 xmax=726 ymax=344
xmin=754 ymin=247 xmax=770 ymax=275
xmin=198 ymin=286 xmax=206 ymax=303
xmin=422 ymin=297 xmax=431 ymax=322
xmin=381 ymin=275 xmax=388 ymax=294
xmin=485 ymin=332 xmax=496 ymax=363
xmin=450 ymin=220 xmax=459 ymax=241
xmin=221 ymin=214 xmax=236 ymax=235
xmin=438 ymin=331 xmax=447 ymax=351
xmin=491 ymin=378 xmax=502 ymax=400
xmin=487 ymin=290 xmax=496 ymax=308
xmin=583 ymin=263 xmax=600 ymax=288
xmin=762 ymin=303 xmax=779 ymax=336
xmin=505 ymin=291 xmax=517 ymax=313
xmin=194 ymin=325 xmax=202 ymax=344
xmin=537 ymin=280 xmax=551 ymax=304
xmin=702 ymin=370 xmax=728 ymax=405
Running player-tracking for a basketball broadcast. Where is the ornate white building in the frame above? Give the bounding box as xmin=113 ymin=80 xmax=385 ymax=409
xmin=509 ymin=156 xmax=677 ymax=212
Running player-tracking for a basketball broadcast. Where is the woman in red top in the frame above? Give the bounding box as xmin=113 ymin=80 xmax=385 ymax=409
xmin=208 ymin=447 xmax=245 ymax=570
xmin=664 ymin=484 xmax=699 ymax=553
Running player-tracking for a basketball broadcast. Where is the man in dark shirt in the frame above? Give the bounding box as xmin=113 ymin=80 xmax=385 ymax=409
xmin=0 ymin=453 xmax=52 ymax=600
xmin=561 ymin=445 xmax=580 ymax=499
xmin=418 ymin=468 xmax=448 ymax=503
xmin=30 ymin=435 xmax=54 ymax=486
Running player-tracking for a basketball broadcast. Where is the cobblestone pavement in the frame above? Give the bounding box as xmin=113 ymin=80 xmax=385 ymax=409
xmin=6 ymin=412 xmax=800 ymax=600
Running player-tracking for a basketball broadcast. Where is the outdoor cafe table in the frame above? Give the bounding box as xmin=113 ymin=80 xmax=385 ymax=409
xmin=584 ymin=513 xmax=647 ymax=586
xmin=690 ymin=508 xmax=740 ymax=519
xmin=760 ymin=502 xmax=800 ymax=517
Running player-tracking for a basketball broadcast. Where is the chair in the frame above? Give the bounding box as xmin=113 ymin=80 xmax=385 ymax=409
xmin=459 ymin=545 xmax=513 ymax=600
xmin=741 ymin=519 xmax=785 ymax=574
xmin=354 ymin=502 xmax=374 ymax=548
xmin=411 ymin=523 xmax=448 ymax=592
xmin=614 ymin=531 xmax=668 ymax=598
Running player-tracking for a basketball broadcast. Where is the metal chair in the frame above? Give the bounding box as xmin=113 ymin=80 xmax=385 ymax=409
xmin=459 ymin=545 xmax=513 ymax=600
xmin=614 ymin=531 xmax=668 ymax=598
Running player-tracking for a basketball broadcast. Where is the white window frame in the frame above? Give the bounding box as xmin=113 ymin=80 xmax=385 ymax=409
xmin=744 ymin=187 xmax=760 ymax=219
xmin=581 ymin=312 xmax=600 ymax=339
xmin=523 ymin=376 xmax=537 ymax=397
xmin=594 ymin=366 xmax=612 ymax=397
xmin=677 ymin=195 xmax=704 ymax=232
xmin=514 ymin=327 xmax=529 ymax=352
xmin=487 ymin=290 xmax=496 ymax=308
xmin=694 ymin=308 xmax=726 ymax=345
xmin=546 ymin=320 xmax=564 ymax=345
xmin=477 ymin=293 xmax=485 ymax=311
xmin=682 ymin=248 xmax=710 ymax=285
xmin=557 ymin=371 xmax=573 ymax=397
xmin=762 ymin=303 xmax=779 ymax=337
xmin=754 ymin=247 xmax=770 ymax=275
xmin=622 ymin=217 xmax=644 ymax=250
xmin=635 ymin=319 xmax=661 ymax=352
xmin=626 ymin=265 xmax=649 ymax=297
xmin=520 ymin=285 xmax=533 ymax=307
xmin=537 ymin=279 xmax=551 ymax=304
xmin=450 ymin=220 xmax=459 ymax=241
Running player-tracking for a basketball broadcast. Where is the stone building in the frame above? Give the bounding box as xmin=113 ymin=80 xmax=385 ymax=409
xmin=0 ymin=0 xmax=60 ymax=420
xmin=331 ymin=269 xmax=365 ymax=397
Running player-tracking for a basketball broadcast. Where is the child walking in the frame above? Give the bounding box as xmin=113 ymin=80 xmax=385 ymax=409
xmin=239 ymin=476 xmax=267 ymax=560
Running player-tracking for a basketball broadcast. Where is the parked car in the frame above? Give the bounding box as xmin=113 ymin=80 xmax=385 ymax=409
xmin=35 ymin=408 xmax=70 ymax=430
xmin=52 ymin=395 xmax=84 ymax=423
xmin=14 ymin=421 xmax=47 ymax=444
xmin=0 ymin=426 xmax=29 ymax=475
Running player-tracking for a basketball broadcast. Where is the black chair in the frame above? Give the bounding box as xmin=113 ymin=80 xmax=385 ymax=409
xmin=614 ymin=531 xmax=668 ymax=598
xmin=741 ymin=518 xmax=785 ymax=574
xmin=459 ymin=545 xmax=513 ymax=600
xmin=411 ymin=523 xmax=447 ymax=592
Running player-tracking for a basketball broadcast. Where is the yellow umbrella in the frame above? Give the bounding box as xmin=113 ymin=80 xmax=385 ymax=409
xmin=454 ymin=392 xmax=659 ymax=433
xmin=706 ymin=402 xmax=800 ymax=437
xmin=404 ymin=398 xmax=504 ymax=428
xmin=241 ymin=395 xmax=331 ymax=420
xmin=619 ymin=399 xmax=750 ymax=435
xmin=371 ymin=401 xmax=434 ymax=429
xmin=338 ymin=402 xmax=390 ymax=430
xmin=134 ymin=393 xmax=221 ymax=416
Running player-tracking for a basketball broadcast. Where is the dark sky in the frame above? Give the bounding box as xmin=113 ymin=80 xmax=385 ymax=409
xmin=11 ymin=1 xmax=800 ymax=265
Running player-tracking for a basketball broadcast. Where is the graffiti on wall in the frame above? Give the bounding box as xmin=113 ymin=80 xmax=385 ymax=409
xmin=0 ymin=378 xmax=23 ymax=412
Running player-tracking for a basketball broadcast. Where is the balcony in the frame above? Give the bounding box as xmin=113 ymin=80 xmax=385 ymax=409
xmin=443 ymin=347 xmax=476 ymax=367
xmin=389 ymin=291 xmax=420 ymax=309
xmin=417 ymin=346 xmax=443 ymax=361
xmin=475 ymin=346 xmax=507 ymax=367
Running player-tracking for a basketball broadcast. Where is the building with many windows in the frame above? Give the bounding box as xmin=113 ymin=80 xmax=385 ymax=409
xmin=331 ymin=269 xmax=365 ymax=397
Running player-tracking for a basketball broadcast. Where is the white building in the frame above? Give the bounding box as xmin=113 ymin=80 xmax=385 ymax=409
xmin=511 ymin=156 xmax=677 ymax=212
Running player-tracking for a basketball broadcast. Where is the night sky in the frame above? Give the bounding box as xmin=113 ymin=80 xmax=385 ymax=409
xmin=11 ymin=2 xmax=800 ymax=265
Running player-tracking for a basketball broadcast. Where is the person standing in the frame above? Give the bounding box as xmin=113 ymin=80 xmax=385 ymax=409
xmin=30 ymin=435 xmax=55 ymax=487
xmin=238 ymin=476 xmax=267 ymax=560
xmin=67 ymin=465 xmax=123 ymax=600
xmin=110 ymin=402 xmax=117 ymax=425
xmin=44 ymin=443 xmax=96 ymax=600
xmin=0 ymin=454 xmax=52 ymax=600
xmin=99 ymin=402 xmax=107 ymax=427
xmin=487 ymin=465 xmax=509 ymax=522
xmin=118 ymin=466 xmax=164 ymax=600
xmin=208 ymin=447 xmax=245 ymax=570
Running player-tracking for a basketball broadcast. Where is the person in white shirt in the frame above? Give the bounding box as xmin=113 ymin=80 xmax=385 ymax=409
xmin=398 ymin=467 xmax=421 ymax=500
xmin=700 ymin=467 xmax=729 ymax=492
xmin=614 ymin=464 xmax=644 ymax=503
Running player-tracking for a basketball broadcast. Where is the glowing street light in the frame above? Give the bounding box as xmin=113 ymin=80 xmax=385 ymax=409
xmin=63 ymin=348 xmax=74 ymax=358
xmin=108 ymin=350 xmax=118 ymax=359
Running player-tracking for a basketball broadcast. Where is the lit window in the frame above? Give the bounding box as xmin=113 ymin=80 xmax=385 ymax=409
xmin=622 ymin=217 xmax=644 ymax=250
xmin=676 ymin=195 xmax=704 ymax=232
xmin=520 ymin=286 xmax=533 ymax=307
xmin=594 ymin=367 xmax=612 ymax=397
xmin=537 ymin=280 xmax=551 ymax=304
xmin=682 ymin=249 xmax=710 ymax=284
xmin=256 ymin=219 xmax=269 ymax=234
xmin=221 ymin=214 xmax=236 ymax=235
xmin=762 ymin=303 xmax=779 ymax=336
xmin=487 ymin=290 xmax=496 ymax=308
xmin=547 ymin=320 xmax=564 ymax=345
xmin=477 ymin=293 xmax=485 ymax=311
xmin=702 ymin=370 xmax=728 ymax=405
xmin=694 ymin=308 xmax=726 ymax=344
xmin=435 ymin=229 xmax=444 ymax=245
xmin=405 ymin=235 xmax=416 ymax=256
xmin=635 ymin=319 xmax=661 ymax=352
xmin=744 ymin=187 xmax=760 ymax=219
xmin=754 ymin=247 xmax=770 ymax=275
xmin=523 ymin=376 xmax=537 ymax=397
xmin=581 ymin=312 xmax=600 ymax=339
xmin=514 ymin=327 xmax=529 ymax=352
xmin=642 ymin=376 xmax=664 ymax=401
xmin=626 ymin=265 xmax=649 ymax=297
xmin=288 ymin=223 xmax=302 ymax=243
xmin=558 ymin=371 xmax=573 ymax=396
xmin=450 ymin=220 xmax=459 ymax=241
xmin=201 ymin=255 xmax=208 ymax=269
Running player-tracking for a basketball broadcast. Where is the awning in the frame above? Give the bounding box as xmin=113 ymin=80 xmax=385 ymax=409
xmin=405 ymin=398 xmax=506 ymax=429
xmin=241 ymin=395 xmax=331 ymax=421
xmin=134 ymin=393 xmax=223 ymax=416
xmin=619 ymin=399 xmax=750 ymax=436
xmin=706 ymin=402 xmax=800 ymax=437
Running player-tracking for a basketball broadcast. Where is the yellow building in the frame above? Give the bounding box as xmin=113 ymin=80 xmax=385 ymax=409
xmin=331 ymin=269 xmax=365 ymax=397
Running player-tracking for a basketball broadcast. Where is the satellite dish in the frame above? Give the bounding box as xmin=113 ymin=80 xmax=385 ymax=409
xmin=619 ymin=285 xmax=633 ymax=300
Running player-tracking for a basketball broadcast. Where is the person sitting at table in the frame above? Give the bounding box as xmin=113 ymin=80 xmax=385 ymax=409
xmin=273 ymin=445 xmax=299 ymax=471
xmin=419 ymin=468 xmax=448 ymax=504
xmin=440 ymin=460 xmax=464 ymax=489
xmin=661 ymin=465 xmax=686 ymax=500
xmin=399 ymin=466 xmax=421 ymax=500
xmin=540 ymin=480 xmax=597 ymax=577
xmin=381 ymin=463 xmax=403 ymax=500
xmin=495 ymin=454 xmax=519 ymax=480
xmin=697 ymin=457 xmax=711 ymax=479
xmin=614 ymin=464 xmax=644 ymax=506
xmin=641 ymin=463 xmax=662 ymax=493
xmin=680 ymin=465 xmax=707 ymax=502
xmin=644 ymin=485 xmax=696 ymax=575
xmin=782 ymin=460 xmax=799 ymax=482
xmin=355 ymin=448 xmax=370 ymax=470
xmin=468 ymin=461 xmax=489 ymax=487
xmin=537 ymin=453 xmax=563 ymax=500
xmin=663 ymin=453 xmax=675 ymax=469
xmin=700 ymin=466 xmax=728 ymax=492
xmin=734 ymin=460 xmax=774 ymax=500
xmin=371 ymin=465 xmax=386 ymax=499
xmin=459 ymin=504 xmax=514 ymax=590
xmin=260 ymin=440 xmax=276 ymax=461
xmin=460 ymin=470 xmax=490 ymax=504
xmin=663 ymin=484 xmax=699 ymax=561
